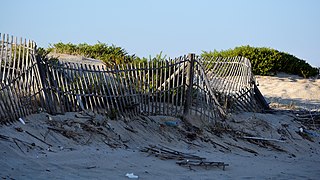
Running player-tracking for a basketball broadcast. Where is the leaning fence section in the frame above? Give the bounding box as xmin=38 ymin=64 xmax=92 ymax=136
xmin=43 ymin=56 xmax=223 ymax=122
xmin=0 ymin=33 xmax=44 ymax=124
xmin=202 ymin=56 xmax=269 ymax=112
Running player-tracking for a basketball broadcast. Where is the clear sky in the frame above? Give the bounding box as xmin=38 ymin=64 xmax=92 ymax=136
xmin=2 ymin=0 xmax=320 ymax=66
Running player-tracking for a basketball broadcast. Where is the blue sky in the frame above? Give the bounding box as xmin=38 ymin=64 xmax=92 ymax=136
xmin=2 ymin=0 xmax=320 ymax=66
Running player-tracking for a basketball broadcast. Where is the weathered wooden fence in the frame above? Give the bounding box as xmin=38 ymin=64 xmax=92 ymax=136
xmin=0 ymin=33 xmax=269 ymax=124
xmin=0 ymin=33 xmax=45 ymax=124
xmin=41 ymin=54 xmax=224 ymax=121
xmin=202 ymin=56 xmax=269 ymax=112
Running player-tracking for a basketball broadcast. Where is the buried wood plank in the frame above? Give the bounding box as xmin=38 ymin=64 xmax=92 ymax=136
xmin=25 ymin=130 xmax=52 ymax=146
xmin=141 ymin=144 xmax=205 ymax=160
xmin=224 ymin=142 xmax=258 ymax=154
xmin=176 ymin=160 xmax=229 ymax=170
xmin=241 ymin=136 xmax=286 ymax=143
xmin=141 ymin=144 xmax=228 ymax=170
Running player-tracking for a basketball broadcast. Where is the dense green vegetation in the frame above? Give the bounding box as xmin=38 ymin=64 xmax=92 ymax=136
xmin=44 ymin=42 xmax=170 ymax=65
xmin=202 ymin=46 xmax=318 ymax=78
xmin=43 ymin=42 xmax=317 ymax=78
xmin=47 ymin=42 xmax=141 ymax=66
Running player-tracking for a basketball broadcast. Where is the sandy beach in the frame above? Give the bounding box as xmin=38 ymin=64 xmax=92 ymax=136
xmin=1 ymin=74 xmax=320 ymax=180
xmin=256 ymin=73 xmax=320 ymax=110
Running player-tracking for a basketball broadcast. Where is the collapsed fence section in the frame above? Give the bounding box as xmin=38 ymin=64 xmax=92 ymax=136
xmin=202 ymin=56 xmax=269 ymax=112
xmin=0 ymin=33 xmax=44 ymax=124
xmin=42 ymin=55 xmax=224 ymax=121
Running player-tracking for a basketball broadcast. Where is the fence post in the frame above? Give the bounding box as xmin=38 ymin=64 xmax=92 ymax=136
xmin=183 ymin=53 xmax=195 ymax=116
xmin=35 ymin=53 xmax=56 ymax=114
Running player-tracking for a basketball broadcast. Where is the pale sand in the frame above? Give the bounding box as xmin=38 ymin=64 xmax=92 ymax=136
xmin=256 ymin=73 xmax=320 ymax=110
xmin=1 ymin=74 xmax=320 ymax=179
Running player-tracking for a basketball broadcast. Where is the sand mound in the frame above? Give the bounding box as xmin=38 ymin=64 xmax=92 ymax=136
xmin=1 ymin=109 xmax=320 ymax=179
xmin=256 ymin=73 xmax=320 ymax=110
xmin=1 ymin=74 xmax=320 ymax=179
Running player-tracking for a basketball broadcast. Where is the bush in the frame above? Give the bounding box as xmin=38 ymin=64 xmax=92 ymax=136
xmin=202 ymin=46 xmax=318 ymax=78
xmin=47 ymin=42 xmax=141 ymax=66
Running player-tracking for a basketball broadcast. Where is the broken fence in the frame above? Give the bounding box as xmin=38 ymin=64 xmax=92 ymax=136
xmin=0 ymin=33 xmax=269 ymax=124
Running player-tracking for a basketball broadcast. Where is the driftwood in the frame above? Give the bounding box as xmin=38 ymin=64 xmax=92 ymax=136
xmin=200 ymin=136 xmax=231 ymax=151
xmin=176 ymin=159 xmax=229 ymax=170
xmin=296 ymin=112 xmax=320 ymax=118
xmin=25 ymin=130 xmax=52 ymax=146
xmin=224 ymin=142 xmax=258 ymax=154
xmin=0 ymin=134 xmax=10 ymax=141
xmin=294 ymin=111 xmax=320 ymax=128
xmin=141 ymin=144 xmax=228 ymax=170
xmin=240 ymin=137 xmax=287 ymax=152
xmin=124 ymin=126 xmax=138 ymax=133
xmin=241 ymin=136 xmax=285 ymax=143
xmin=46 ymin=117 xmax=129 ymax=148
xmin=0 ymin=133 xmax=45 ymax=153
xmin=47 ymin=127 xmax=80 ymax=140
xmin=141 ymin=145 xmax=205 ymax=160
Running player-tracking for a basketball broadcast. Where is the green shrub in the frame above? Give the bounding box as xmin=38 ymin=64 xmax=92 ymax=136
xmin=202 ymin=46 xmax=318 ymax=78
xmin=47 ymin=42 xmax=141 ymax=66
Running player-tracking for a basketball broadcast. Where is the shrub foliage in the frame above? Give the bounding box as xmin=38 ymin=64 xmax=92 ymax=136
xmin=202 ymin=46 xmax=318 ymax=78
xmin=48 ymin=42 xmax=140 ymax=66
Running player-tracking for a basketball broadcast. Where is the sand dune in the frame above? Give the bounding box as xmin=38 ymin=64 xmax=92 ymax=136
xmin=1 ymin=74 xmax=319 ymax=179
xmin=256 ymin=73 xmax=320 ymax=110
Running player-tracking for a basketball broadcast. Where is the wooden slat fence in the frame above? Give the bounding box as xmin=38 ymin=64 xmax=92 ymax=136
xmin=0 ymin=33 xmax=44 ymax=124
xmin=201 ymin=56 xmax=269 ymax=112
xmin=0 ymin=33 xmax=269 ymax=125
xmin=43 ymin=55 xmax=224 ymax=121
